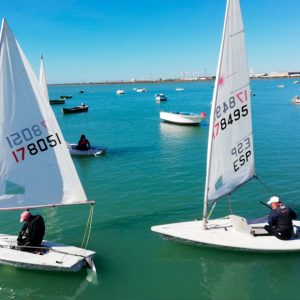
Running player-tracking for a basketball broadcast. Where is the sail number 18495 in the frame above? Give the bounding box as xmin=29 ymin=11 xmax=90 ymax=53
xmin=213 ymin=90 xmax=249 ymax=139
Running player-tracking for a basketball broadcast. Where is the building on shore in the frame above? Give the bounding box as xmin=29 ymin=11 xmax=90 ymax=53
xmin=251 ymin=71 xmax=300 ymax=79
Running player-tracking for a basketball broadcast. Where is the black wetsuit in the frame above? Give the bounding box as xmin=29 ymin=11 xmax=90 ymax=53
xmin=264 ymin=206 xmax=297 ymax=240
xmin=17 ymin=214 xmax=45 ymax=250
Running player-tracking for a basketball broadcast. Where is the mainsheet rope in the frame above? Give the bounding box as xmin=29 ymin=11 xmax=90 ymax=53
xmin=256 ymin=175 xmax=300 ymax=212
xmin=207 ymin=175 xmax=300 ymax=221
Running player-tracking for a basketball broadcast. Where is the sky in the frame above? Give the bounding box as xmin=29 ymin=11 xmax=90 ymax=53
xmin=1 ymin=0 xmax=299 ymax=84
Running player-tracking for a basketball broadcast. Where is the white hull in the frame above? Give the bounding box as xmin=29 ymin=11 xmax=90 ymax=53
xmin=155 ymin=94 xmax=167 ymax=101
xmin=160 ymin=111 xmax=205 ymax=125
xmin=116 ymin=90 xmax=125 ymax=95
xmin=151 ymin=216 xmax=300 ymax=252
xmin=291 ymin=96 xmax=300 ymax=104
xmin=68 ymin=144 xmax=106 ymax=157
xmin=0 ymin=234 xmax=95 ymax=272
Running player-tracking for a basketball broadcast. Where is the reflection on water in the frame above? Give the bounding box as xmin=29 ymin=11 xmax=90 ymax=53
xmin=159 ymin=122 xmax=203 ymax=139
xmin=152 ymin=242 xmax=300 ymax=300
xmin=0 ymin=266 xmax=99 ymax=299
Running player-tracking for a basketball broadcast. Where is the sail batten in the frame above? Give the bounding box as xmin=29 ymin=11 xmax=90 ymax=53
xmin=0 ymin=19 xmax=88 ymax=209
xmin=203 ymin=0 xmax=254 ymax=210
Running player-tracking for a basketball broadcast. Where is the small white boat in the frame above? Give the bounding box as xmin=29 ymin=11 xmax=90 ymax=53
xmin=155 ymin=94 xmax=167 ymax=102
xmin=293 ymin=80 xmax=300 ymax=84
xmin=160 ymin=111 xmax=206 ymax=125
xmin=136 ymin=88 xmax=147 ymax=93
xmin=116 ymin=89 xmax=125 ymax=95
xmin=67 ymin=143 xmax=106 ymax=157
xmin=0 ymin=234 xmax=95 ymax=272
xmin=291 ymin=95 xmax=300 ymax=104
xmin=277 ymin=84 xmax=285 ymax=88
xmin=175 ymin=88 xmax=184 ymax=91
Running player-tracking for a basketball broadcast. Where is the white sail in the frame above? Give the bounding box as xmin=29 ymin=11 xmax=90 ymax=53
xmin=39 ymin=54 xmax=49 ymax=102
xmin=0 ymin=19 xmax=88 ymax=209
xmin=205 ymin=0 xmax=255 ymax=203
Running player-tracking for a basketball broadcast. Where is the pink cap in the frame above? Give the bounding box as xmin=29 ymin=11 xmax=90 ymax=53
xmin=200 ymin=112 xmax=207 ymax=117
xmin=20 ymin=211 xmax=30 ymax=222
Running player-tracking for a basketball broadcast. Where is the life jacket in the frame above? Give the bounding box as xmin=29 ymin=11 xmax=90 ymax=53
xmin=27 ymin=215 xmax=45 ymax=245
xmin=275 ymin=206 xmax=294 ymax=231
xmin=79 ymin=138 xmax=88 ymax=147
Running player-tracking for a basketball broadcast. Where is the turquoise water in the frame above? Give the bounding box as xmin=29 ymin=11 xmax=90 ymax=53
xmin=1 ymin=79 xmax=300 ymax=299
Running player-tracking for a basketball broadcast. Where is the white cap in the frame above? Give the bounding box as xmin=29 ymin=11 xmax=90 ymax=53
xmin=267 ymin=196 xmax=280 ymax=205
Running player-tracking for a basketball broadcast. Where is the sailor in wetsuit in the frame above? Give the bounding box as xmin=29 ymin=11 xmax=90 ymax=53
xmin=264 ymin=196 xmax=297 ymax=240
xmin=17 ymin=210 xmax=45 ymax=251
xmin=76 ymin=134 xmax=90 ymax=151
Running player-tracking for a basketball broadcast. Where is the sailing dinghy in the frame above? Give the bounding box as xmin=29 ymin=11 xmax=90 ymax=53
xmin=0 ymin=19 xmax=96 ymax=271
xmin=67 ymin=143 xmax=106 ymax=157
xmin=151 ymin=0 xmax=300 ymax=252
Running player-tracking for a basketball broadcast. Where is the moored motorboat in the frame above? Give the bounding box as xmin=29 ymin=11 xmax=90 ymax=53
xmin=50 ymin=99 xmax=65 ymax=105
xmin=155 ymin=94 xmax=167 ymax=102
xmin=175 ymin=88 xmax=184 ymax=91
xmin=67 ymin=143 xmax=106 ymax=157
xmin=160 ymin=111 xmax=206 ymax=125
xmin=60 ymin=95 xmax=73 ymax=99
xmin=136 ymin=88 xmax=147 ymax=92
xmin=116 ymin=89 xmax=125 ymax=95
xmin=62 ymin=105 xmax=88 ymax=114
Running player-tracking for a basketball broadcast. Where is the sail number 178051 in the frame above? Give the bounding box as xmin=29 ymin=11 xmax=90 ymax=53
xmin=6 ymin=122 xmax=62 ymax=163
xmin=11 ymin=133 xmax=62 ymax=163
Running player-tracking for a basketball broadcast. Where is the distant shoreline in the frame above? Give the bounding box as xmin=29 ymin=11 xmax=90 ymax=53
xmin=49 ymin=75 xmax=300 ymax=86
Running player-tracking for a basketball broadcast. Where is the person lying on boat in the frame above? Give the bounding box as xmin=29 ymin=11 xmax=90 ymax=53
xmin=17 ymin=210 xmax=45 ymax=252
xmin=76 ymin=134 xmax=91 ymax=151
xmin=264 ymin=196 xmax=297 ymax=240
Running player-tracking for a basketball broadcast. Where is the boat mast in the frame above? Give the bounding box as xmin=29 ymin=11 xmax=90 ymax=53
xmin=202 ymin=0 xmax=230 ymax=229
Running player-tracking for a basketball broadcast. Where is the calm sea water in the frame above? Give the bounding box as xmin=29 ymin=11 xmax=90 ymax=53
xmin=1 ymin=79 xmax=300 ymax=299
